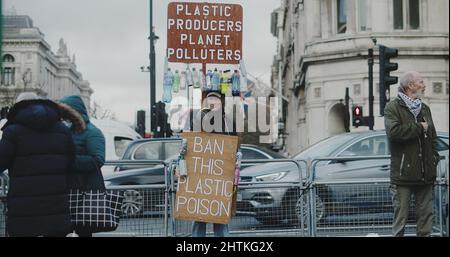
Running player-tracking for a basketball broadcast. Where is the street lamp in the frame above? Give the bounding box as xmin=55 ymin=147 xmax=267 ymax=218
xmin=140 ymin=0 xmax=160 ymax=136
xmin=140 ymin=30 xmax=159 ymax=73
xmin=140 ymin=66 xmax=150 ymax=72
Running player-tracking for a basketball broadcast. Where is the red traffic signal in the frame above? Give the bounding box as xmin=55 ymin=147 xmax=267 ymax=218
xmin=353 ymin=106 xmax=362 ymax=116
xmin=352 ymin=105 xmax=364 ymax=127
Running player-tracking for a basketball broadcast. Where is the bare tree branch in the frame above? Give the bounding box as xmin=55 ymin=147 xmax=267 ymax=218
xmin=89 ymin=100 xmax=116 ymax=120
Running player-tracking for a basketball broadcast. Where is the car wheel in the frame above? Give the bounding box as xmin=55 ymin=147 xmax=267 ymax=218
xmin=255 ymin=214 xmax=283 ymax=226
xmin=121 ymin=189 xmax=144 ymax=216
xmin=295 ymin=193 xmax=325 ymax=227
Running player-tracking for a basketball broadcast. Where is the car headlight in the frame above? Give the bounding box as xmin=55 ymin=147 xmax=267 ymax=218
xmin=255 ymin=172 xmax=287 ymax=182
xmin=104 ymin=181 xmax=112 ymax=187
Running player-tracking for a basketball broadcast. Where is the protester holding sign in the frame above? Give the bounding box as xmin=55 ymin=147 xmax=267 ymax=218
xmin=176 ymin=91 xmax=240 ymax=237
xmin=169 ymin=1 xmax=244 ymax=237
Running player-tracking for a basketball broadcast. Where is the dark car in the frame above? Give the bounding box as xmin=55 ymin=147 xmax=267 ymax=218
xmin=237 ymin=130 xmax=449 ymax=226
xmin=104 ymin=140 xmax=285 ymax=215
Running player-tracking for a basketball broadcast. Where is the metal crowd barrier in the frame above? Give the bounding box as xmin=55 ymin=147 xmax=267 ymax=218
xmin=307 ymin=155 xmax=448 ymax=237
xmin=171 ymin=159 xmax=308 ymax=237
xmin=0 ymin=155 xmax=448 ymax=237
xmin=443 ymin=155 xmax=449 ymax=236
xmin=101 ymin=160 xmax=170 ymax=237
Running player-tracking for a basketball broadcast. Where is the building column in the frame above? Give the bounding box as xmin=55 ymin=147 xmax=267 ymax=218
xmin=346 ymin=0 xmax=357 ymax=34
xmin=321 ymin=0 xmax=332 ymax=39
xmin=422 ymin=0 xmax=429 ymax=32
xmin=366 ymin=0 xmax=372 ymax=31
xmin=312 ymin=0 xmax=322 ymax=39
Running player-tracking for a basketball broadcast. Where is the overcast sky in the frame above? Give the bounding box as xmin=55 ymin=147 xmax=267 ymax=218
xmin=3 ymin=0 xmax=280 ymax=124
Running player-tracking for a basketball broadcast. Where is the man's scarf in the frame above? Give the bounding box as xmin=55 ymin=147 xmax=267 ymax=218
xmin=398 ymin=92 xmax=422 ymax=119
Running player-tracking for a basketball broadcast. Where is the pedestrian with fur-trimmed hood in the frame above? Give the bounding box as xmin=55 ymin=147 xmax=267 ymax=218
xmin=0 ymin=92 xmax=78 ymax=237
xmin=58 ymin=95 xmax=106 ymax=237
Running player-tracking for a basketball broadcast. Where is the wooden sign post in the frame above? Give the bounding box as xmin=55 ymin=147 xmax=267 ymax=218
xmin=175 ymin=132 xmax=238 ymax=224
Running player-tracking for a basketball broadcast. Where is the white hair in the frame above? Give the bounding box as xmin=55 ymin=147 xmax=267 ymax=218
xmin=15 ymin=92 xmax=39 ymax=103
xmin=398 ymin=71 xmax=420 ymax=93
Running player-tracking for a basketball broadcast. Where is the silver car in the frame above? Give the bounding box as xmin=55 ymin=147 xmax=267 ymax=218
xmin=237 ymin=130 xmax=449 ymax=226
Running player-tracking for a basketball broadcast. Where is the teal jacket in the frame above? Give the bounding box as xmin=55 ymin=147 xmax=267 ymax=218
xmin=60 ymin=95 xmax=106 ymax=190
xmin=384 ymin=97 xmax=440 ymax=186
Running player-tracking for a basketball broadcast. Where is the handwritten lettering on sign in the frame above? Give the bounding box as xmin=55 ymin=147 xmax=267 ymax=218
xmin=175 ymin=132 xmax=238 ymax=224
xmin=167 ymin=2 xmax=243 ymax=64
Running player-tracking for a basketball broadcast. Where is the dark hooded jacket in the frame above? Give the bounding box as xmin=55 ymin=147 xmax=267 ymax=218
xmin=58 ymin=95 xmax=106 ymax=190
xmin=0 ymin=99 xmax=75 ymax=236
xmin=385 ymin=97 xmax=440 ymax=185
xmin=188 ymin=108 xmax=238 ymax=137
xmin=187 ymin=107 xmax=240 ymax=218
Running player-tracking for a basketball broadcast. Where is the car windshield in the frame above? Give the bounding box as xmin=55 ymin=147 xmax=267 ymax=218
xmin=164 ymin=141 xmax=182 ymax=158
xmin=293 ymin=134 xmax=357 ymax=160
xmin=259 ymin=148 xmax=286 ymax=159
xmin=437 ymin=136 xmax=449 ymax=152
xmin=114 ymin=137 xmax=134 ymax=158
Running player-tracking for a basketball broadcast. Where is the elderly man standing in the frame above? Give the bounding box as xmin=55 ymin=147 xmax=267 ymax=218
xmin=384 ymin=71 xmax=440 ymax=237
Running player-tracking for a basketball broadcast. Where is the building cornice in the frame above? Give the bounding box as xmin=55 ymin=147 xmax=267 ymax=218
xmin=2 ymin=37 xmax=52 ymax=51
xmin=303 ymin=34 xmax=449 ymax=62
xmin=305 ymin=33 xmax=448 ymax=47
xmin=293 ymin=33 xmax=449 ymax=86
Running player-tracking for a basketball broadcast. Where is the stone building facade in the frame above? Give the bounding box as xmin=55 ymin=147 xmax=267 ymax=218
xmin=1 ymin=14 xmax=92 ymax=110
xmin=271 ymin=0 xmax=449 ymax=154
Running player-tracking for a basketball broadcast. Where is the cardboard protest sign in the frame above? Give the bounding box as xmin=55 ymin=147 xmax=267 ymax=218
xmin=167 ymin=2 xmax=243 ymax=64
xmin=175 ymin=132 xmax=238 ymax=224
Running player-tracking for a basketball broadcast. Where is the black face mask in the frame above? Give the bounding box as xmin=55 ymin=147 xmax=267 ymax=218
xmin=200 ymin=108 xmax=225 ymax=133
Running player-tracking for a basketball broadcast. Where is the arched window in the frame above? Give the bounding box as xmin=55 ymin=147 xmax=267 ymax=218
xmin=2 ymin=54 xmax=15 ymax=63
xmin=1 ymin=55 xmax=16 ymax=86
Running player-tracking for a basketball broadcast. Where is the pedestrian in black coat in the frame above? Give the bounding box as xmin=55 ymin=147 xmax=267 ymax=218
xmin=0 ymin=92 xmax=80 ymax=237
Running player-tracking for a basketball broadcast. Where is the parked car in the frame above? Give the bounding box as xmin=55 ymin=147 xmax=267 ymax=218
xmin=91 ymin=119 xmax=142 ymax=176
xmin=91 ymin=119 xmax=142 ymax=161
xmin=237 ymin=130 xmax=449 ymax=226
xmin=113 ymin=138 xmax=286 ymax=171
xmin=112 ymin=137 xmax=183 ymax=172
xmin=104 ymin=140 xmax=285 ymax=216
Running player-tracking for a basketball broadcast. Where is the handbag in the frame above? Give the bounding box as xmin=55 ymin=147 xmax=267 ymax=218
xmin=69 ymin=189 xmax=124 ymax=233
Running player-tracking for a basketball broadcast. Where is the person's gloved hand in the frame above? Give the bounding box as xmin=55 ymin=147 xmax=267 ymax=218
xmin=234 ymin=150 xmax=242 ymax=185
xmin=179 ymin=138 xmax=188 ymax=156
xmin=177 ymin=139 xmax=188 ymax=177
xmin=178 ymin=158 xmax=187 ymax=177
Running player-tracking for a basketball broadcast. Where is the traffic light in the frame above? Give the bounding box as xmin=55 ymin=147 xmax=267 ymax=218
xmin=379 ymin=45 xmax=398 ymax=116
xmin=136 ymin=110 xmax=146 ymax=137
xmin=352 ymin=105 xmax=364 ymax=127
xmin=154 ymin=101 xmax=172 ymax=138
xmin=344 ymin=87 xmax=350 ymax=132
xmin=154 ymin=102 xmax=164 ymax=137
